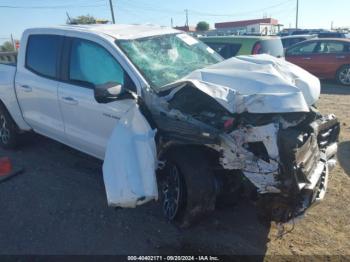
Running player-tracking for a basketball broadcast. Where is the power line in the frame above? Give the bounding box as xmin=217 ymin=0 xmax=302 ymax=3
xmin=189 ymin=0 xmax=294 ymax=17
xmin=0 ymin=3 xmax=106 ymax=9
xmin=118 ymin=0 xmax=293 ymax=20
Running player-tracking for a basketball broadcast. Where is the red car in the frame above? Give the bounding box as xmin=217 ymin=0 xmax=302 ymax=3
xmin=286 ymin=38 xmax=350 ymax=85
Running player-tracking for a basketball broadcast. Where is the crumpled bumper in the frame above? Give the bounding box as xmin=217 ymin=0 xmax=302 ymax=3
xmin=279 ymin=114 xmax=340 ymax=218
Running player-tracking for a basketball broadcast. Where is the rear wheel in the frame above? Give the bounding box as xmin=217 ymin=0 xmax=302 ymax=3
xmin=159 ymin=147 xmax=216 ymax=228
xmin=336 ymin=65 xmax=350 ymax=86
xmin=0 ymin=105 xmax=19 ymax=149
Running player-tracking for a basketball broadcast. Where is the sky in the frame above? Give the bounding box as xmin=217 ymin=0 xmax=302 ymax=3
xmin=0 ymin=0 xmax=349 ymax=43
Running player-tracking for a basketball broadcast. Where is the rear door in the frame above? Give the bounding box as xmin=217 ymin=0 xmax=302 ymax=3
xmin=310 ymin=40 xmax=350 ymax=79
xmin=58 ymin=36 xmax=136 ymax=159
xmin=15 ymin=34 xmax=66 ymax=142
xmin=286 ymin=41 xmax=319 ymax=75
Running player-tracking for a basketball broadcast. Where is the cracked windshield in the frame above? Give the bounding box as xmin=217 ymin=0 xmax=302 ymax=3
xmin=118 ymin=33 xmax=223 ymax=90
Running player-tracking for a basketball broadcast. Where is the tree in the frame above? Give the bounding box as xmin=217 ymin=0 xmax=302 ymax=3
xmin=196 ymin=21 xmax=210 ymax=31
xmin=0 ymin=41 xmax=15 ymax=52
xmin=67 ymin=15 xmax=96 ymax=25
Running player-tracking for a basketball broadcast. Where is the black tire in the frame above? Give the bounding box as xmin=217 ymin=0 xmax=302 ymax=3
xmin=159 ymin=147 xmax=216 ymax=228
xmin=336 ymin=64 xmax=350 ymax=86
xmin=0 ymin=104 xmax=19 ymax=149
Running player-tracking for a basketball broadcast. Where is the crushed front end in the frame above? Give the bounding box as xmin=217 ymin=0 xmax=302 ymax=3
xmin=218 ymin=109 xmax=340 ymax=222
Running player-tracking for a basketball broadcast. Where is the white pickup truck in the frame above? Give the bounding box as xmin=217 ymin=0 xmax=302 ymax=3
xmin=0 ymin=24 xmax=340 ymax=227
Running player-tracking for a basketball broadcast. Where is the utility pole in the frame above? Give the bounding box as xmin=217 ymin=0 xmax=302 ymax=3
xmin=171 ymin=18 xmax=174 ymax=28
xmin=109 ymin=0 xmax=116 ymax=24
xmin=296 ymin=0 xmax=299 ymax=29
xmin=66 ymin=12 xmax=72 ymax=24
xmin=185 ymin=9 xmax=189 ymax=27
xmin=10 ymin=34 xmax=15 ymax=50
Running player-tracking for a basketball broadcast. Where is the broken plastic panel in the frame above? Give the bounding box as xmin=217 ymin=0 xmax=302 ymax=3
xmin=103 ymin=105 xmax=158 ymax=208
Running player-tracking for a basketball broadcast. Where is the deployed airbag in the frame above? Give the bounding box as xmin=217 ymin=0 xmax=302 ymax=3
xmin=103 ymin=105 xmax=158 ymax=208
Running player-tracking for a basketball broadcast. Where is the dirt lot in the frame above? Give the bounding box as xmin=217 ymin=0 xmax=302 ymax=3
xmin=0 ymin=81 xmax=349 ymax=256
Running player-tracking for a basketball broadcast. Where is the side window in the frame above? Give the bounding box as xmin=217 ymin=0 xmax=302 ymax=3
xmin=69 ymin=39 xmax=124 ymax=87
xmin=26 ymin=35 xmax=61 ymax=78
xmin=205 ymin=42 xmax=241 ymax=59
xmin=316 ymin=41 xmax=345 ymax=54
xmin=345 ymin=43 xmax=350 ymax=53
xmin=287 ymin=42 xmax=317 ymax=56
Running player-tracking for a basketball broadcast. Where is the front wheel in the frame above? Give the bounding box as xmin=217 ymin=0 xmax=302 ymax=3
xmin=159 ymin=147 xmax=217 ymax=228
xmin=0 ymin=105 xmax=19 ymax=149
xmin=336 ymin=65 xmax=350 ymax=86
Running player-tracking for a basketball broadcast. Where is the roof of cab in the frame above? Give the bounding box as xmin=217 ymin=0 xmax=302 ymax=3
xmin=26 ymin=24 xmax=180 ymax=40
xmin=199 ymin=35 xmax=280 ymax=41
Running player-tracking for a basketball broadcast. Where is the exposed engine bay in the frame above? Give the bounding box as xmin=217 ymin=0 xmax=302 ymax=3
xmin=143 ymin=81 xmax=339 ymax=223
xmin=103 ymin=55 xmax=340 ymax=224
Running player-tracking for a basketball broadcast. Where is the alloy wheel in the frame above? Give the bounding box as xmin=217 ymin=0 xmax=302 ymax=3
xmin=0 ymin=114 xmax=10 ymax=145
xmin=339 ymin=67 xmax=350 ymax=85
xmin=162 ymin=164 xmax=182 ymax=220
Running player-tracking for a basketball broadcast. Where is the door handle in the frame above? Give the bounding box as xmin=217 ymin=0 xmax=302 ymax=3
xmin=336 ymin=55 xmax=346 ymax=59
xmin=19 ymin=85 xmax=32 ymax=92
xmin=61 ymin=97 xmax=79 ymax=105
xmin=303 ymin=57 xmax=312 ymax=60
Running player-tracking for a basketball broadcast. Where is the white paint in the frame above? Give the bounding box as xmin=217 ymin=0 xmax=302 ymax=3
xmin=30 ymin=24 xmax=180 ymax=40
xmin=176 ymin=54 xmax=321 ymax=114
xmin=0 ymin=64 xmax=31 ymax=130
xmin=102 ymin=105 xmax=158 ymax=208
xmin=176 ymin=33 xmax=199 ymax=46
xmin=207 ymin=47 xmax=215 ymax=54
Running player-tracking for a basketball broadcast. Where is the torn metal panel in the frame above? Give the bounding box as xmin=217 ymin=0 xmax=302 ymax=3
xmin=217 ymin=124 xmax=281 ymax=194
xmin=103 ymin=104 xmax=158 ymax=208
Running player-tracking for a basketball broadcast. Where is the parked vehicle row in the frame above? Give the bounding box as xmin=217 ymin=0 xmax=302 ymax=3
xmin=279 ymin=29 xmax=348 ymax=38
xmin=0 ymin=24 xmax=339 ymax=227
xmin=197 ymin=34 xmax=350 ymax=85
xmin=281 ymin=35 xmax=317 ymax=50
xmin=285 ymin=38 xmax=350 ymax=85
xmin=199 ymin=36 xmax=284 ymax=59
xmin=0 ymin=52 xmax=17 ymax=65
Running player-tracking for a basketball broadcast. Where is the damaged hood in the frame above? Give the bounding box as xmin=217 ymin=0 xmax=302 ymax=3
xmin=175 ymin=54 xmax=320 ymax=114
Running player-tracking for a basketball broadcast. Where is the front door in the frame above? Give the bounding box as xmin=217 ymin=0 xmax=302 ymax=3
xmin=58 ymin=37 xmax=136 ymax=159
xmin=286 ymin=41 xmax=319 ymax=76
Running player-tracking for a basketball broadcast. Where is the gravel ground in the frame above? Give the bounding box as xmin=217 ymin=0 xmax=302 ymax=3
xmin=0 ymin=81 xmax=349 ymax=256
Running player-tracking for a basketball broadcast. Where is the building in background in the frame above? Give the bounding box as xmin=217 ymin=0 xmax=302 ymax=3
xmin=214 ymin=18 xmax=283 ymax=36
xmin=174 ymin=25 xmax=197 ymax=32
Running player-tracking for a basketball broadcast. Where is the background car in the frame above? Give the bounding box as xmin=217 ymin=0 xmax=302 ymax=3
xmin=285 ymin=38 xmax=350 ymax=85
xmin=281 ymin=35 xmax=317 ymax=49
xmin=317 ymin=32 xmax=347 ymax=38
xmin=200 ymin=36 xmax=284 ymax=59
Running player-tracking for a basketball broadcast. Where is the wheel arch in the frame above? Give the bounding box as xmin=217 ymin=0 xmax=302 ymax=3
xmin=336 ymin=64 xmax=350 ymax=85
xmin=0 ymin=98 xmax=31 ymax=132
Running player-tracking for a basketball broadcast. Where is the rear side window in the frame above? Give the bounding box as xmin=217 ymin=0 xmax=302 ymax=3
xmin=205 ymin=42 xmax=241 ymax=59
xmin=69 ymin=38 xmax=124 ymax=87
xmin=316 ymin=41 xmax=345 ymax=53
xmin=26 ymin=35 xmax=61 ymax=78
xmin=259 ymin=39 xmax=284 ymax=58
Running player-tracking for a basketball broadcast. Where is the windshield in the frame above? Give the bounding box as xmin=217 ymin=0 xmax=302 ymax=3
xmin=117 ymin=33 xmax=223 ymax=91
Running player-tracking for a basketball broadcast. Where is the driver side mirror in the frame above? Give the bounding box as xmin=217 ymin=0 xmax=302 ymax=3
xmin=94 ymin=82 xmax=126 ymax=103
